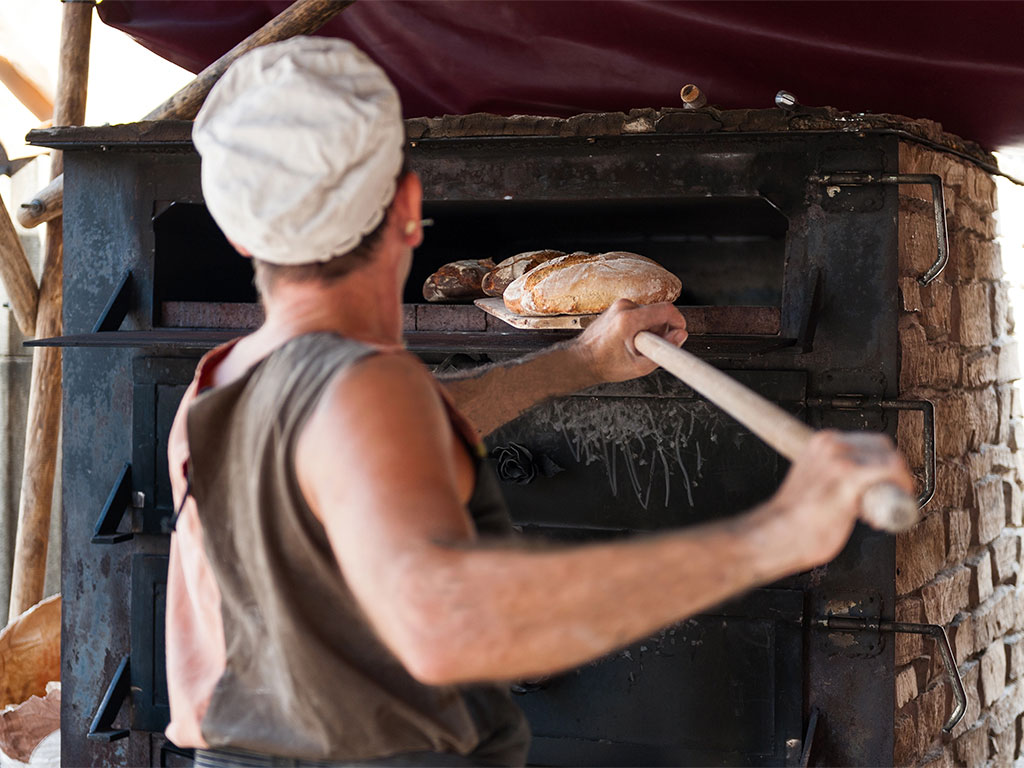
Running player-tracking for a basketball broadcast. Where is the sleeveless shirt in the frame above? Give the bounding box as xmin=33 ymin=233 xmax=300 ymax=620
xmin=182 ymin=333 xmax=530 ymax=765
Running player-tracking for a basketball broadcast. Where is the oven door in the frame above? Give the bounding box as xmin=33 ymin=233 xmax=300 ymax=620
xmin=488 ymin=370 xmax=807 ymax=766
xmin=518 ymin=589 xmax=804 ymax=767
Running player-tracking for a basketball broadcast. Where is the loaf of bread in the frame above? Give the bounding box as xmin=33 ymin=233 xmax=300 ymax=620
xmin=481 ymin=250 xmax=564 ymax=297
xmin=503 ymin=251 xmax=681 ymax=316
xmin=422 ymin=259 xmax=495 ymax=302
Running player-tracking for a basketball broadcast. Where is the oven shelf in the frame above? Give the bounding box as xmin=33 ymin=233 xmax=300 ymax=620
xmin=157 ymin=301 xmax=781 ymax=335
xmin=27 ymin=330 xmax=794 ymax=355
xmin=33 ymin=303 xmax=787 ymax=353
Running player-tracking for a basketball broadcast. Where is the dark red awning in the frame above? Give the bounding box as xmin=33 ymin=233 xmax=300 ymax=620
xmin=98 ymin=1 xmax=1024 ymax=152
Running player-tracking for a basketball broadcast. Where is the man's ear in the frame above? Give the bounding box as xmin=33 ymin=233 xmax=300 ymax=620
xmin=228 ymin=238 xmax=253 ymax=258
xmin=392 ymin=171 xmax=424 ymax=246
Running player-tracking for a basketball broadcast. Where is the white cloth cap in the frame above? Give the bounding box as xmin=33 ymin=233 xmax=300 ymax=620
xmin=192 ymin=37 xmax=405 ymax=265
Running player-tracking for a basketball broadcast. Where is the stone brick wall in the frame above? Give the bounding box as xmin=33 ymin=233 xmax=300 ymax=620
xmin=895 ymin=142 xmax=1023 ymax=766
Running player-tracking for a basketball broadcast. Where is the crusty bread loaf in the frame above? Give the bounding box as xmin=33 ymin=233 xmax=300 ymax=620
xmin=481 ymin=250 xmax=564 ymax=297
xmin=504 ymin=251 xmax=681 ymax=316
xmin=422 ymin=258 xmax=495 ymax=302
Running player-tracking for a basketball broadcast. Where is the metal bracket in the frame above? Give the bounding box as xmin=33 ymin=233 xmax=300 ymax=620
xmin=92 ymin=463 xmax=134 ymax=544
xmin=91 ymin=269 xmax=133 ymax=333
xmin=160 ymin=743 xmax=195 ymax=766
xmin=87 ymin=655 xmax=131 ymax=742
xmin=815 ymin=173 xmax=949 ymax=285
xmin=796 ymin=267 xmax=824 ymax=353
xmin=814 ymin=616 xmax=967 ymax=733
xmin=800 ymin=707 xmax=819 ymax=768
xmin=805 ymin=397 xmax=935 ymax=507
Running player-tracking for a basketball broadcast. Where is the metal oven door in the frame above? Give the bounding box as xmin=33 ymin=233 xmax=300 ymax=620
xmin=487 ymin=369 xmax=808 ymax=766
xmin=517 ymin=589 xmax=804 ymax=767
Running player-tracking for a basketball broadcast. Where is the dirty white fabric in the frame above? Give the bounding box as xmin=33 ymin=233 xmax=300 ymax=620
xmin=0 ymin=730 xmax=59 ymax=768
xmin=192 ymin=37 xmax=404 ymax=265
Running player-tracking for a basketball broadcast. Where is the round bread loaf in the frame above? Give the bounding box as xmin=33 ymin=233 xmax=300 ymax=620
xmin=503 ymin=251 xmax=681 ymax=316
xmin=481 ymin=249 xmax=564 ymax=297
xmin=422 ymin=258 xmax=495 ymax=302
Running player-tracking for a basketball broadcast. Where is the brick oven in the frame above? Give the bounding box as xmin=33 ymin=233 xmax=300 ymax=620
xmin=28 ymin=106 xmax=1020 ymax=766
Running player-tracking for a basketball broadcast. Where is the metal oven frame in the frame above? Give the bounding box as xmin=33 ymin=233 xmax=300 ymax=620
xmin=35 ymin=121 xmax=926 ymax=766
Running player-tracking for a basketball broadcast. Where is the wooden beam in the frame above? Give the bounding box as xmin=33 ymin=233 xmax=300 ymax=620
xmin=46 ymin=1 xmax=93 ymax=177
xmin=17 ymin=0 xmax=354 ymax=229
xmin=8 ymin=0 xmax=93 ymax=622
xmin=0 ymin=198 xmax=39 ymax=337
xmin=7 ymin=228 xmax=62 ymax=622
xmin=15 ymin=176 xmax=61 ymax=230
xmin=0 ymin=56 xmax=54 ymax=122
xmin=143 ymin=0 xmax=355 ymax=121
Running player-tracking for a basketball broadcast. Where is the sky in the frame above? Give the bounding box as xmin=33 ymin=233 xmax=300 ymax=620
xmin=994 ymin=154 xmax=1024 ymax=358
xmin=0 ymin=1 xmax=193 ymax=159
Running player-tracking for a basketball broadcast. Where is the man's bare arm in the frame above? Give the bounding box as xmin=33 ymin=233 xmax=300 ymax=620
xmin=436 ymin=342 xmax=595 ymax=438
xmin=297 ymin=351 xmax=913 ymax=686
xmin=439 ymin=300 xmax=688 ymax=437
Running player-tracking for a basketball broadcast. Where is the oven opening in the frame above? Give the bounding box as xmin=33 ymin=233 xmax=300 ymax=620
xmin=411 ymin=196 xmax=788 ymax=307
xmin=152 ymin=202 xmax=258 ymax=327
xmin=149 ymin=197 xmax=788 ymax=337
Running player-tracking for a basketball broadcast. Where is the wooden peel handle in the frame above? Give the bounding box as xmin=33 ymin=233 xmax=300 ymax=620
xmin=633 ymin=331 xmax=919 ymax=533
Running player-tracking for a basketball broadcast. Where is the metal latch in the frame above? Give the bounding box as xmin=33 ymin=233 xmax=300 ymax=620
xmin=814 ymin=615 xmax=967 ymax=733
xmin=813 ymin=173 xmax=949 ymax=285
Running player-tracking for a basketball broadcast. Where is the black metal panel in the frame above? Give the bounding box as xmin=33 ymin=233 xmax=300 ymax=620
xmin=492 ymin=373 xmax=807 ymax=765
xmin=62 ymin=150 xmax=146 ymax=768
xmin=520 ymin=589 xmax=804 ymax=767
xmin=798 ymin=406 xmax=896 ymax=766
xmin=490 ymin=371 xmax=806 ymax=532
xmin=131 ymin=555 xmax=170 ymax=733
xmin=61 ymin=150 xmax=196 ymax=767
xmin=131 ymin=357 xmax=200 ymax=534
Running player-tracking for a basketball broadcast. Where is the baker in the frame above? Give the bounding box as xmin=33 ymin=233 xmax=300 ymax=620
xmin=164 ymin=37 xmax=913 ymax=768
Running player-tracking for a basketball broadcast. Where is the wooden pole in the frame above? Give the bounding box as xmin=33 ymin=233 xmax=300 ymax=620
xmin=8 ymin=0 xmax=93 ymax=621
xmin=16 ymin=0 xmax=354 ymax=230
xmin=0 ymin=198 xmax=38 ymax=336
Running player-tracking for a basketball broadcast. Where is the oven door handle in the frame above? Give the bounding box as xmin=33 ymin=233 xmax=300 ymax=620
xmin=634 ymin=332 xmax=919 ymax=533
xmin=814 ymin=173 xmax=949 ymax=285
xmin=814 ymin=616 xmax=967 ymax=733
xmin=805 ymin=398 xmax=936 ymax=508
